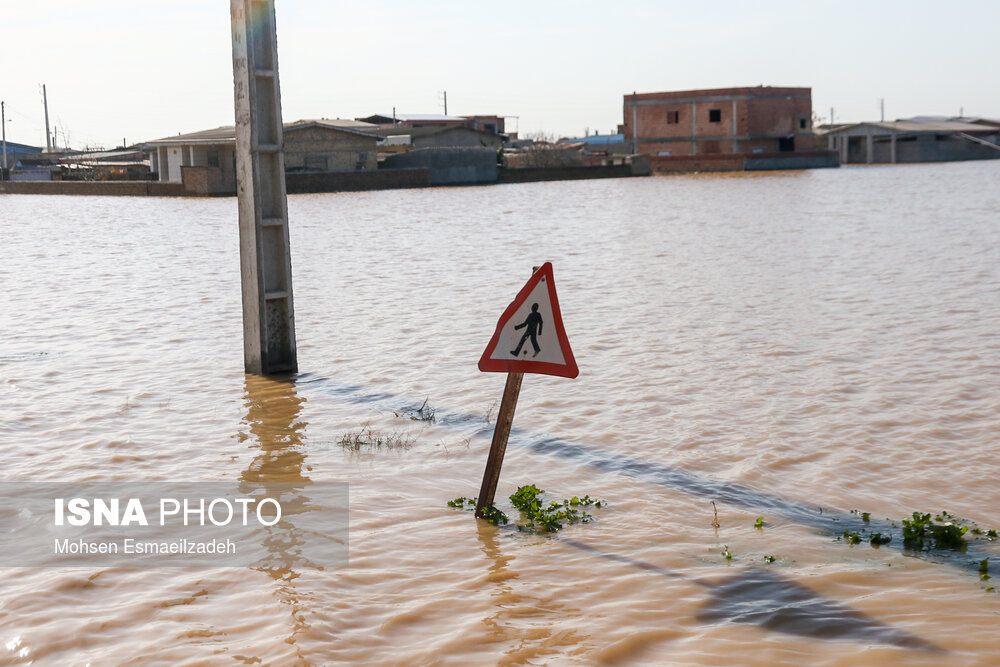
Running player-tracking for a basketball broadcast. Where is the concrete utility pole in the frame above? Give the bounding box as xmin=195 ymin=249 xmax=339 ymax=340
xmin=2 ymin=101 xmax=8 ymax=179
xmin=42 ymin=84 xmax=52 ymax=152
xmin=230 ymin=0 xmax=297 ymax=375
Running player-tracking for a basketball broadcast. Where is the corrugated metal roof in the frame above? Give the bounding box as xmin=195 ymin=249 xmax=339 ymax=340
xmin=144 ymin=119 xmax=381 ymax=145
xmin=376 ymin=113 xmax=466 ymax=122
xmin=823 ymin=120 xmax=998 ymax=135
xmin=375 ymin=126 xmax=495 ymax=138
xmin=559 ymin=134 xmax=624 ymax=146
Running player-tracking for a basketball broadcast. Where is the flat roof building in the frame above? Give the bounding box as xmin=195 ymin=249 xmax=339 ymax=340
xmin=621 ymin=86 xmax=814 ymax=157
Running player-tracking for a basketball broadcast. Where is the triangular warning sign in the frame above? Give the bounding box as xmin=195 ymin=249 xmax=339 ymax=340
xmin=478 ymin=262 xmax=579 ymax=378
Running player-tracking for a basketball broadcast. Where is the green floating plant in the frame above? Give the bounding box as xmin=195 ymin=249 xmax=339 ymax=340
xmin=841 ymin=509 xmax=999 ymax=555
xmin=509 ymin=485 xmax=604 ymax=533
xmin=754 ymin=516 xmax=764 ymax=530
xmin=448 ymin=484 xmax=605 ymax=533
xmin=447 ymin=497 xmax=508 ymax=525
xmin=869 ymin=533 xmax=891 ymax=546
xmin=902 ymin=512 xmax=968 ymax=550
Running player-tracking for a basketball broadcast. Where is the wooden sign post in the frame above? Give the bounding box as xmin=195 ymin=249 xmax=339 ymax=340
xmin=475 ymin=371 xmax=523 ymax=518
xmin=475 ymin=263 xmax=578 ymax=519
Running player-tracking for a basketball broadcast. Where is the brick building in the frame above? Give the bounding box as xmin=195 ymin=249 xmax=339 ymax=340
xmin=621 ymin=86 xmax=814 ymax=157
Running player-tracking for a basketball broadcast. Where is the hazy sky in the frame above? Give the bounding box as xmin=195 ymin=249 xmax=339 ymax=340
xmin=3 ymin=0 xmax=999 ymax=149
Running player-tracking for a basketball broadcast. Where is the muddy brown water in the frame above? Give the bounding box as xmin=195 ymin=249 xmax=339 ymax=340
xmin=2 ymin=162 xmax=999 ymax=665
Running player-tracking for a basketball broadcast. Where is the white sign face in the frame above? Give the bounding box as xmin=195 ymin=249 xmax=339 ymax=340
xmin=487 ymin=276 xmax=566 ymax=366
xmin=479 ymin=262 xmax=578 ymax=379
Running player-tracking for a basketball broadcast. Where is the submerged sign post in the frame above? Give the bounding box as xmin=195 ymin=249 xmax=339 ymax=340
xmin=475 ymin=262 xmax=578 ymax=519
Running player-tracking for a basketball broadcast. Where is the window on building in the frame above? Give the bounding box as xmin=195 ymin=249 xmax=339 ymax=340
xmin=709 ymin=109 xmax=722 ymax=123
xmin=666 ymin=110 xmax=680 ymax=124
xmin=778 ymin=137 xmax=795 ymax=152
xmin=657 ymin=150 xmax=672 ymax=156
xmin=799 ymin=118 xmax=808 ymax=130
xmin=207 ymin=150 xmax=220 ymax=168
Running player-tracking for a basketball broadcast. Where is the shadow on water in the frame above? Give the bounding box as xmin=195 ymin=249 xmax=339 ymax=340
xmin=296 ymin=372 xmax=951 ymax=652
xmin=556 ymin=536 xmax=942 ymax=652
xmin=296 ymin=373 xmax=997 ymax=575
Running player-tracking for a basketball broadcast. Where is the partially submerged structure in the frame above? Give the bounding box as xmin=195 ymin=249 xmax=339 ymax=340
xmin=621 ymin=86 xmax=838 ymax=172
xmin=817 ymin=119 xmax=1000 ymax=164
xmin=143 ymin=119 xmax=381 ymax=193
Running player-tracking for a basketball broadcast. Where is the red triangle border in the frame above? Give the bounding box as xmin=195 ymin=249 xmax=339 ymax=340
xmin=478 ymin=262 xmax=579 ymax=379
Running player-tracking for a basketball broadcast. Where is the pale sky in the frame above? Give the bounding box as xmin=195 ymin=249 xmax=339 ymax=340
xmin=3 ymin=0 xmax=998 ymax=150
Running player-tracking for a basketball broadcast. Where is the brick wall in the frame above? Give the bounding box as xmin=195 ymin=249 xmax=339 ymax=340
xmin=623 ymin=87 xmax=813 ymax=156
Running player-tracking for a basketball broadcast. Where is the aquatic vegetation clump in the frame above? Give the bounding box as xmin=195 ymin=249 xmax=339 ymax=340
xmin=337 ymin=423 xmax=414 ymax=450
xmin=509 ymin=485 xmax=604 ymax=533
xmin=447 ymin=497 xmax=508 ymax=525
xmin=395 ymin=397 xmax=436 ymax=423
xmin=869 ymin=533 xmax=891 ymax=546
xmin=902 ymin=512 xmax=968 ymax=550
xmin=447 ymin=484 xmax=606 ymax=533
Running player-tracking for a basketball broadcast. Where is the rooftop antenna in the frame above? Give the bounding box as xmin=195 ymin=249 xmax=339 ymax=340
xmin=879 ymin=98 xmax=884 ymax=122
xmin=439 ymin=90 xmax=447 ymax=115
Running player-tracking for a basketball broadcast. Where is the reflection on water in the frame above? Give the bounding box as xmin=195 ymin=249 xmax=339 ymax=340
xmin=240 ymin=374 xmax=311 ymax=486
xmin=240 ymin=374 xmax=313 ymax=658
xmin=475 ymin=523 xmax=587 ymax=665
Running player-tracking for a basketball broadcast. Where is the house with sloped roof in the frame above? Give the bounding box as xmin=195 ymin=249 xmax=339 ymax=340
xmin=817 ymin=120 xmax=1000 ymax=164
xmin=142 ymin=119 xmax=381 ymax=192
xmin=374 ymin=125 xmax=504 ymax=153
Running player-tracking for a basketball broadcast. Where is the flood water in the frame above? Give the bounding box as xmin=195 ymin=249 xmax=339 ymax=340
xmin=2 ymin=161 xmax=1000 ymax=665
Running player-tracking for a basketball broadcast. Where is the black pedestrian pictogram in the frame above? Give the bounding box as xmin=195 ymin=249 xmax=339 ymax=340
xmin=510 ymin=303 xmax=543 ymax=357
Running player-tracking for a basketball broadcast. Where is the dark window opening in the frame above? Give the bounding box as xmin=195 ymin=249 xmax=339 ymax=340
xmin=207 ymin=150 xmax=220 ymax=168
xmin=666 ymin=110 xmax=680 ymax=124
xmin=709 ymin=109 xmax=721 ymax=123
xmin=778 ymin=136 xmax=795 ymax=152
xmin=799 ymin=118 xmax=807 ymax=130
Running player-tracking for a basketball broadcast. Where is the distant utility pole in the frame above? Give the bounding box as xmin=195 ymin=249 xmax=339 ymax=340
xmin=2 ymin=101 xmax=8 ymax=179
xmin=439 ymin=90 xmax=448 ymax=115
xmin=879 ymin=98 xmax=885 ymax=122
xmin=42 ymin=84 xmax=52 ymax=152
xmin=830 ymin=107 xmax=834 ymax=125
